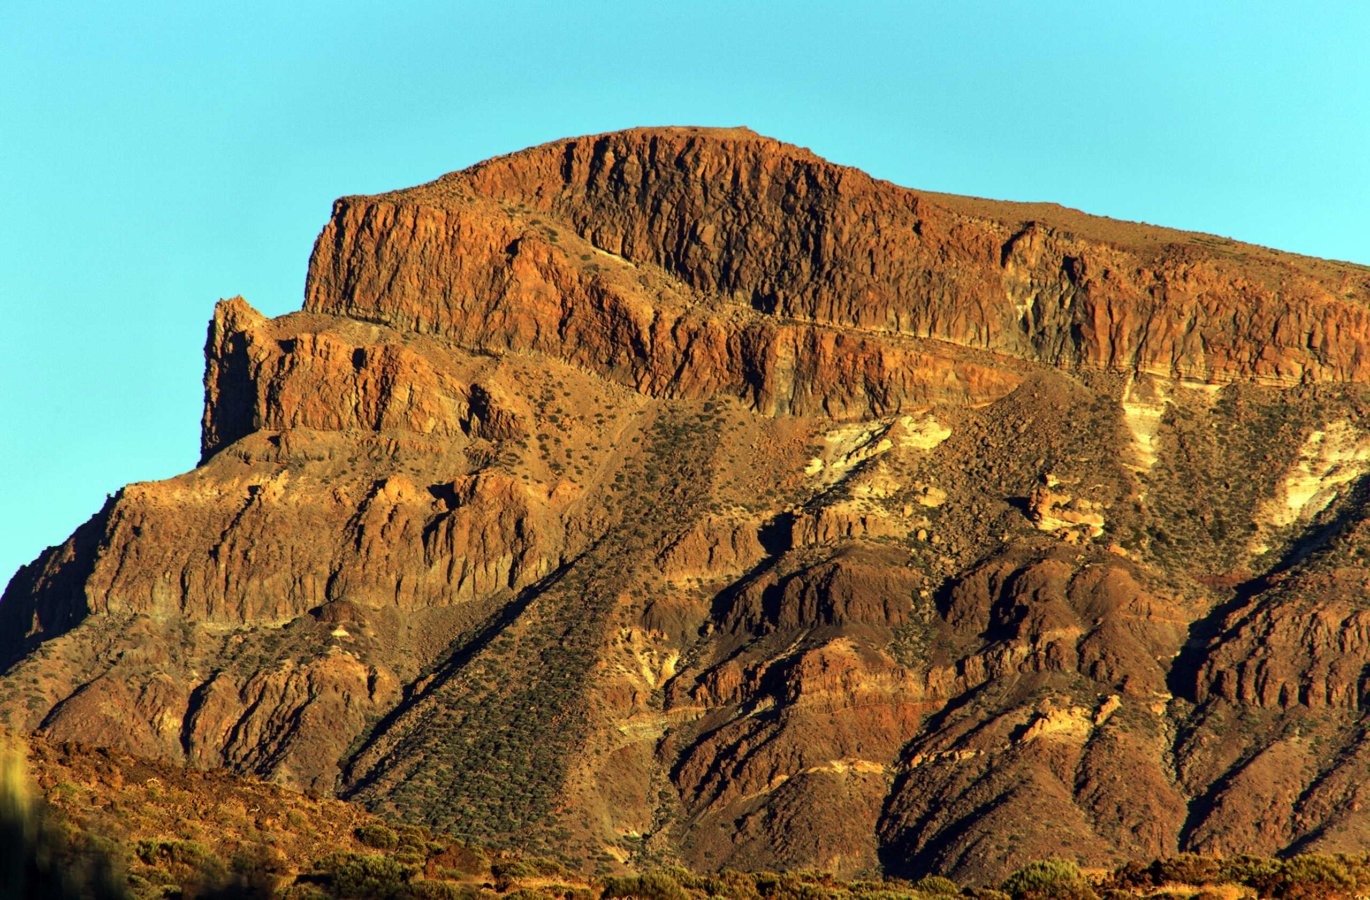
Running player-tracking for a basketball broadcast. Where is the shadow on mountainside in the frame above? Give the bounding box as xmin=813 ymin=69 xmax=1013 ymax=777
xmin=1165 ymin=473 xmax=1370 ymax=706
xmin=337 ymin=549 xmax=590 ymax=800
xmin=0 ymin=497 xmax=115 ymax=674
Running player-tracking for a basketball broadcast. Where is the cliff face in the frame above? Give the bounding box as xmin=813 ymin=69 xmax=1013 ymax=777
xmin=6 ymin=127 xmax=1370 ymax=883
xmin=310 ymin=127 xmax=1370 ymax=386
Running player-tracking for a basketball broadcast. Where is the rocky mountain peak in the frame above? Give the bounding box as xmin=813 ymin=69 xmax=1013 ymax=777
xmin=7 ymin=129 xmax=1370 ymax=883
xmin=306 ymin=126 xmax=1370 ymax=395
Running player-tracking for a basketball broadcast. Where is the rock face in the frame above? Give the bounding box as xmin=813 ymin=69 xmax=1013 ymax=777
xmin=6 ymin=126 xmax=1370 ymax=883
xmin=310 ymin=127 xmax=1370 ymax=387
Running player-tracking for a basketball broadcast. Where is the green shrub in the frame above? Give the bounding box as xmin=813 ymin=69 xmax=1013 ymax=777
xmin=407 ymin=880 xmax=475 ymax=900
xmin=277 ymin=885 xmax=330 ymax=900
xmin=699 ymin=869 xmax=762 ymax=899
xmin=493 ymin=859 xmax=541 ymax=891
xmin=1001 ymin=858 xmax=1097 ymax=900
xmin=221 ymin=842 xmax=287 ymax=896
xmin=602 ymin=869 xmax=691 ymax=900
xmin=1100 ymin=861 xmax=1149 ymax=891
xmin=1148 ymin=854 xmax=1225 ymax=887
xmin=356 ymin=823 xmax=400 ymax=851
xmin=135 ymin=837 xmax=212 ymax=868
xmin=913 ymin=874 xmax=960 ymax=895
xmin=1215 ymin=853 xmax=1281 ymax=890
xmin=509 ymin=890 xmax=558 ymax=900
xmin=1247 ymin=854 xmax=1357 ymax=899
xmin=319 ymin=851 xmax=417 ymax=899
xmin=554 ymin=888 xmax=597 ymax=900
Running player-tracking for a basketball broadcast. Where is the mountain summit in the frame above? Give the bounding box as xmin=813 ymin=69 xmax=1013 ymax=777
xmin=7 ymin=127 xmax=1370 ymax=881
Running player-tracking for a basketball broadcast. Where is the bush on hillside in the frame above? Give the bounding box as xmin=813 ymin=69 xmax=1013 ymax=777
xmin=1243 ymin=854 xmax=1358 ymax=899
xmin=1001 ymin=858 xmax=1098 ymax=900
xmin=356 ymin=823 xmax=400 ymax=851
xmin=317 ymin=851 xmax=417 ymax=899
xmin=913 ymin=874 xmax=960 ymax=895
xmin=601 ymin=869 xmax=691 ymax=900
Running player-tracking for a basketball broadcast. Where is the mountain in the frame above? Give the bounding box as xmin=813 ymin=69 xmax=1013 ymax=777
xmin=5 ymin=126 xmax=1370 ymax=883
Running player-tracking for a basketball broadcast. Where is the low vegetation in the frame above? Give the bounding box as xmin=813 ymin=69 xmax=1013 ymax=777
xmin=5 ymin=733 xmax=1370 ymax=899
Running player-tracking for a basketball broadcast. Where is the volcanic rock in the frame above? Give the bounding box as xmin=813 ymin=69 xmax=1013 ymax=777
xmin=5 ymin=126 xmax=1370 ymax=882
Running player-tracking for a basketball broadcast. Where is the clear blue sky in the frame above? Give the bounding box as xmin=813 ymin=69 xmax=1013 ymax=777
xmin=2 ymin=1 xmax=1368 ymax=583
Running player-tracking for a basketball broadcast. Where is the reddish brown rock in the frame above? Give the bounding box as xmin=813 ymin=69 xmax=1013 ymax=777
xmin=311 ymin=127 xmax=1370 ymax=388
xmin=7 ymin=127 xmax=1370 ymax=884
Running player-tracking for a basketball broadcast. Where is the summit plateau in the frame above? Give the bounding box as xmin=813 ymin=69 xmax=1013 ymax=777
xmin=6 ymin=126 xmax=1370 ymax=883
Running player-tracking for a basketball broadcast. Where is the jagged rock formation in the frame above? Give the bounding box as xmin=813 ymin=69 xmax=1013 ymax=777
xmin=5 ymin=126 xmax=1370 ymax=883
